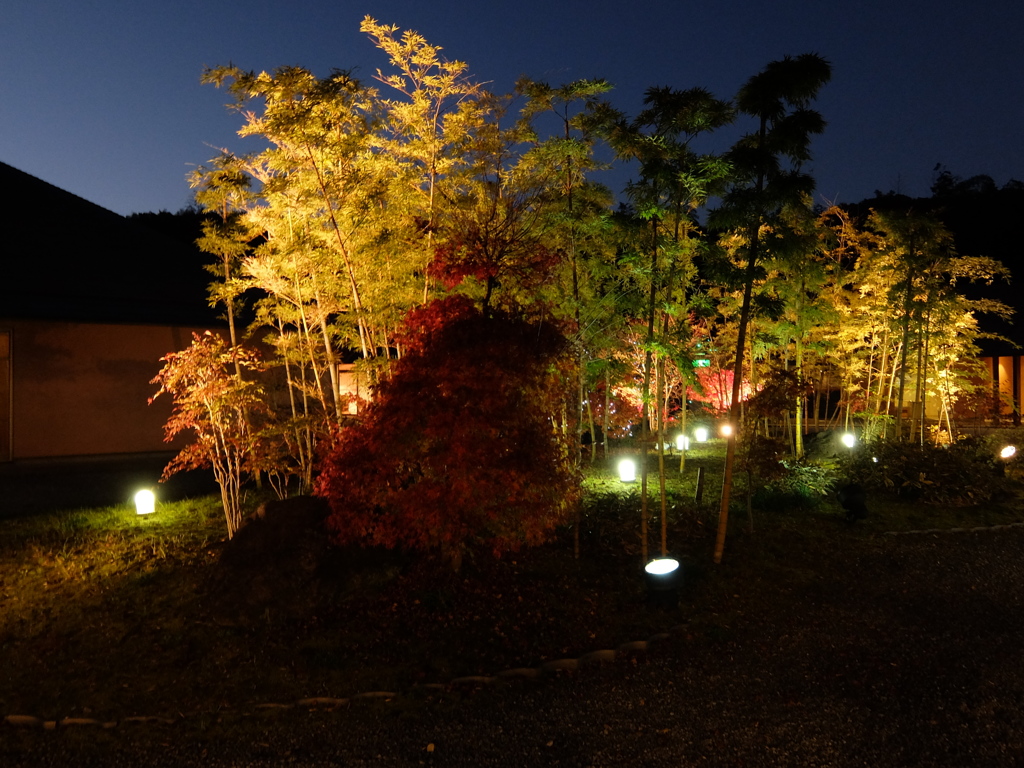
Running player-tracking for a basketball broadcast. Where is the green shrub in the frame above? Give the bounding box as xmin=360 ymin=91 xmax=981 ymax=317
xmin=839 ymin=438 xmax=1010 ymax=506
xmin=752 ymin=459 xmax=837 ymax=511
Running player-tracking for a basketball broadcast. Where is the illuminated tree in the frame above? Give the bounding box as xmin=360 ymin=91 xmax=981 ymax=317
xmin=709 ymin=53 xmax=832 ymax=563
xmin=150 ymin=332 xmax=266 ymax=539
xmin=600 ymin=87 xmax=733 ymax=558
xmin=854 ymin=210 xmax=1009 ymax=441
xmin=516 ymin=78 xmax=615 ymax=379
xmin=189 ymin=151 xmax=253 ymax=375
xmin=203 ymin=65 xmax=390 ymax=413
xmin=759 ymin=204 xmax=838 ymax=454
xmin=361 ymin=16 xmax=492 ymax=308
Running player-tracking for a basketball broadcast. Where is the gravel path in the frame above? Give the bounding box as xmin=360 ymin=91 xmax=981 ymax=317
xmin=5 ymin=526 xmax=1024 ymax=766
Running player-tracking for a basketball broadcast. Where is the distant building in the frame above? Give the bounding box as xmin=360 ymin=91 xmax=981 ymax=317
xmin=0 ymin=161 xmax=218 ymax=465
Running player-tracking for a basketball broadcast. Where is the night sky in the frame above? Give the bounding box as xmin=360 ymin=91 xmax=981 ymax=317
xmin=2 ymin=0 xmax=1021 ymax=216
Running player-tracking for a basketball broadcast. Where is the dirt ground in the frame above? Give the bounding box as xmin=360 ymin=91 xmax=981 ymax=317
xmin=5 ymin=512 xmax=1024 ymax=766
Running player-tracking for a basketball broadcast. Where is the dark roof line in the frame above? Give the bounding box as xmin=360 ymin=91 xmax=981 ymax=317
xmin=0 ymin=161 xmax=217 ymax=326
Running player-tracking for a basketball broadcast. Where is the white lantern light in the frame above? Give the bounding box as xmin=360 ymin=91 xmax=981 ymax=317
xmin=1001 ymin=445 xmax=1016 ymax=459
xmin=841 ymin=432 xmax=856 ymax=448
xmin=134 ymin=489 xmax=156 ymax=515
xmin=694 ymin=427 xmax=709 ymax=443
xmin=618 ymin=458 xmax=637 ymax=483
xmin=644 ymin=557 xmax=682 ymax=607
xmin=675 ymin=434 xmax=689 ymax=451
xmin=644 ymin=557 xmax=680 ymax=576
xmin=720 ymin=424 xmax=733 ymax=437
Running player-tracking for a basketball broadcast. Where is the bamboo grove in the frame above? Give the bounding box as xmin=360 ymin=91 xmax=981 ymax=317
xmin=159 ymin=17 xmax=1010 ymax=550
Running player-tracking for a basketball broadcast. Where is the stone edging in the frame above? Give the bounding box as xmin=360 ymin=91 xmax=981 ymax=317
xmin=2 ymin=629 xmax=682 ymax=730
xmin=884 ymin=520 xmax=1024 ymax=536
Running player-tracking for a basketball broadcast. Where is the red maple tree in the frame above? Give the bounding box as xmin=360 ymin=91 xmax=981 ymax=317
xmin=316 ymin=296 xmax=579 ymax=569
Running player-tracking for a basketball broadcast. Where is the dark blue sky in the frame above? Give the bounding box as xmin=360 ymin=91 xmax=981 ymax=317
xmin=3 ymin=0 xmax=1021 ymax=216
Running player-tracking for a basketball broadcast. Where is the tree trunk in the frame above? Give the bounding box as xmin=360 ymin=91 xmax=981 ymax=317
xmin=895 ymin=265 xmax=916 ymax=441
xmin=657 ymin=355 xmax=668 ymax=556
xmin=640 ymin=217 xmax=660 ymax=565
xmin=602 ymin=366 xmax=611 ymax=461
xmin=794 ymin=330 xmax=804 ymax=457
xmin=715 ymin=233 xmax=759 ymax=564
xmin=874 ymin=327 xmax=890 ymax=414
xmin=919 ymin=310 xmax=932 ymax=444
xmin=587 ymin=394 xmax=597 ymax=464
xmin=678 ymin=401 xmax=688 ymax=474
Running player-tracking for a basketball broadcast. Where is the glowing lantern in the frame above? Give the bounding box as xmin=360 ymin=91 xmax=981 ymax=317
xmin=694 ymin=427 xmax=709 ymax=443
xmin=644 ymin=557 xmax=681 ymax=607
xmin=841 ymin=432 xmax=856 ymax=448
xmin=134 ymin=489 xmax=156 ymax=515
xmin=720 ymin=424 xmax=733 ymax=437
xmin=1001 ymin=445 xmax=1017 ymax=459
xmin=644 ymin=557 xmax=679 ymax=576
xmin=618 ymin=458 xmax=637 ymax=483
xmin=676 ymin=434 xmax=689 ymax=451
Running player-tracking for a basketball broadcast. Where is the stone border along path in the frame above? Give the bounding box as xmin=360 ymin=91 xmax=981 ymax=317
xmin=883 ymin=520 xmax=1024 ymax=535
xmin=1 ymin=631 xmax=677 ymax=731
xmin=6 ymin=518 xmax=1024 ymax=732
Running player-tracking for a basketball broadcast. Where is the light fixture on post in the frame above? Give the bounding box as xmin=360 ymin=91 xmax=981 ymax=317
xmin=720 ymin=424 xmax=733 ymax=438
xmin=134 ymin=489 xmax=156 ymax=516
xmin=618 ymin=458 xmax=637 ymax=483
xmin=644 ymin=557 xmax=681 ymax=607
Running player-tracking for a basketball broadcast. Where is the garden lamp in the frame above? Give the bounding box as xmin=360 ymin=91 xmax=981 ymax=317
xmin=644 ymin=557 xmax=681 ymax=607
xmin=694 ymin=427 xmax=709 ymax=443
xmin=618 ymin=458 xmax=637 ymax=483
xmin=134 ymin=489 xmax=156 ymax=515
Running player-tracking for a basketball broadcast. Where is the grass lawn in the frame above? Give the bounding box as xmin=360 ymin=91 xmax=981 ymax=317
xmin=2 ymin=439 xmax=1023 ymax=738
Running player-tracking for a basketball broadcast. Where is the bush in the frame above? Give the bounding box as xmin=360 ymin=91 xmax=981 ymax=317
xmin=752 ymin=459 xmax=838 ymax=511
xmin=839 ymin=438 xmax=1011 ymax=506
xmin=316 ymin=297 xmax=580 ymax=569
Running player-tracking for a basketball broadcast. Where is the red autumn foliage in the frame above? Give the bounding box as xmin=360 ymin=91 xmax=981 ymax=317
xmin=427 ymin=241 xmax=499 ymax=290
xmin=689 ymin=366 xmax=753 ymax=413
xmin=150 ymin=331 xmax=267 ymax=538
xmin=393 ymin=294 xmax=479 ymax=347
xmin=426 ymin=229 xmax=563 ymax=306
xmin=315 ymin=299 xmax=580 ymax=567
